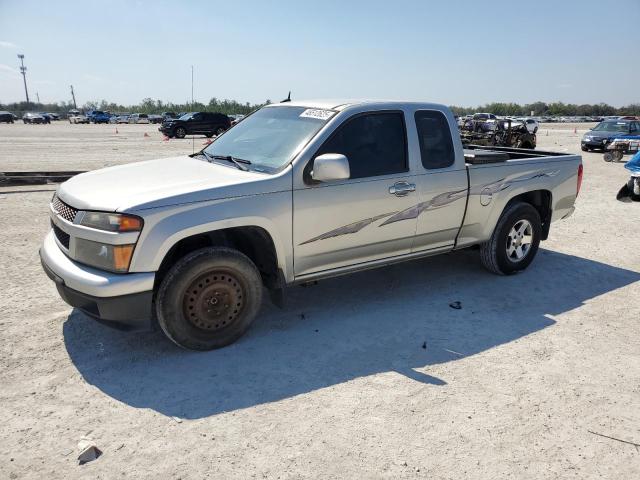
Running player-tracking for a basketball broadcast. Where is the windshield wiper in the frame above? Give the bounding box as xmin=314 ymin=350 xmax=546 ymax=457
xmin=210 ymin=154 xmax=251 ymax=171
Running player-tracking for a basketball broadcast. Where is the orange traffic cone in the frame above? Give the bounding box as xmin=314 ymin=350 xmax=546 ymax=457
xmin=202 ymin=139 xmax=212 ymax=145
xmin=144 ymin=132 xmax=150 ymax=138
xmin=162 ymin=135 xmax=170 ymax=142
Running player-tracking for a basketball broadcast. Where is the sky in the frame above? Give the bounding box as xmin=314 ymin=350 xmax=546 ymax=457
xmin=1 ymin=0 xmax=639 ymax=107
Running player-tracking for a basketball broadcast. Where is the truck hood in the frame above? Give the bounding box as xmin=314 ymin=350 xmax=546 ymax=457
xmin=57 ymin=156 xmax=286 ymax=212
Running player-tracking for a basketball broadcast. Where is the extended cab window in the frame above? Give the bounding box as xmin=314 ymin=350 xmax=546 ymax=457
xmin=415 ymin=110 xmax=455 ymax=169
xmin=316 ymin=112 xmax=407 ymax=179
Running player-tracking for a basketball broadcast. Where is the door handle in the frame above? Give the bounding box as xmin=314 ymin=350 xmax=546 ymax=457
xmin=388 ymin=181 xmax=416 ymax=196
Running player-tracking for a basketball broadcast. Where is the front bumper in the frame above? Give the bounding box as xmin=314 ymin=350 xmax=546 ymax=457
xmin=40 ymin=230 xmax=155 ymax=329
xmin=582 ymin=139 xmax=608 ymax=149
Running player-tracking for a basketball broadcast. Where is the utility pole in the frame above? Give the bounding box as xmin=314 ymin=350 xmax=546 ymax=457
xmin=36 ymin=92 xmax=40 ymax=104
xmin=70 ymin=85 xmax=77 ymax=109
xmin=17 ymin=54 xmax=30 ymax=105
xmin=191 ymin=65 xmax=194 ymax=110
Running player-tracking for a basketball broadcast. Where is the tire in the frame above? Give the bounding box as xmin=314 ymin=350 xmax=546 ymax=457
xmin=205 ymin=132 xmax=213 ymax=138
xmin=175 ymin=126 xmax=186 ymax=139
xmin=612 ymin=150 xmax=624 ymax=162
xmin=156 ymin=247 xmax=263 ymax=350
xmin=603 ymin=152 xmax=613 ymax=162
xmin=215 ymin=127 xmax=225 ymax=135
xmin=581 ymin=145 xmax=588 ymax=152
xmin=479 ymin=202 xmax=542 ymax=275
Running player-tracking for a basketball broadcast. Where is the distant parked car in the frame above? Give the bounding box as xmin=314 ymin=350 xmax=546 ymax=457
xmin=68 ymin=110 xmax=89 ymax=124
xmin=46 ymin=112 xmax=60 ymax=120
xmin=23 ymin=112 xmax=47 ymax=124
xmin=515 ymin=118 xmax=539 ymax=134
xmin=0 ymin=111 xmax=15 ymax=123
xmin=86 ymin=110 xmax=111 ymax=124
xmin=229 ymin=114 xmax=245 ymax=126
xmin=162 ymin=112 xmax=178 ymax=121
xmin=159 ymin=111 xmax=231 ymax=138
xmin=148 ymin=114 xmax=163 ymax=124
xmin=128 ymin=113 xmax=149 ymax=124
xmin=473 ymin=113 xmax=498 ymax=121
xmin=581 ymin=119 xmax=640 ymax=151
xmin=38 ymin=113 xmax=53 ymax=124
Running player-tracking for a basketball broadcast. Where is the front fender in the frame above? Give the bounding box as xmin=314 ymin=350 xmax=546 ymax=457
xmin=128 ymin=191 xmax=293 ymax=281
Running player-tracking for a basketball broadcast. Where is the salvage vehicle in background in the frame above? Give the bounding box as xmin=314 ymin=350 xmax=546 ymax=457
xmin=68 ymin=110 xmax=89 ymax=124
xmin=23 ymin=112 xmax=47 ymax=124
xmin=158 ymin=111 xmax=231 ymax=138
xmin=148 ymin=114 xmax=163 ymax=124
xmin=41 ymin=100 xmax=582 ymax=351
xmin=460 ymin=117 xmax=536 ymax=148
xmin=0 ymin=111 xmax=15 ymax=123
xmin=581 ymin=119 xmax=640 ymax=151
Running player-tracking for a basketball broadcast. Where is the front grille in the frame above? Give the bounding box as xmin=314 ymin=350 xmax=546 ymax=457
xmin=51 ymin=194 xmax=78 ymax=223
xmin=51 ymin=221 xmax=70 ymax=249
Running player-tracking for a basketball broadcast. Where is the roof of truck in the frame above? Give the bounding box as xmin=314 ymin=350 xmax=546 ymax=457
xmin=268 ymin=99 xmax=448 ymax=112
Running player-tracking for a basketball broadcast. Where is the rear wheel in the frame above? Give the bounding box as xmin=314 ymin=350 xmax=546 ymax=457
xmin=175 ymin=126 xmax=186 ymax=139
xmin=156 ymin=247 xmax=263 ymax=350
xmin=480 ymin=202 xmax=542 ymax=275
xmin=215 ymin=127 xmax=225 ymax=136
xmin=603 ymin=152 xmax=614 ymax=162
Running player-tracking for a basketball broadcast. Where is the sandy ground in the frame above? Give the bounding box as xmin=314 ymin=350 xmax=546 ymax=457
xmin=0 ymin=122 xmax=638 ymax=479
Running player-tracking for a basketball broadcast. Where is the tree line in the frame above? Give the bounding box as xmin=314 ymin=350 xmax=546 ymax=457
xmin=0 ymin=97 xmax=271 ymax=117
xmin=450 ymin=101 xmax=640 ymax=117
xmin=2 ymin=98 xmax=639 ymax=118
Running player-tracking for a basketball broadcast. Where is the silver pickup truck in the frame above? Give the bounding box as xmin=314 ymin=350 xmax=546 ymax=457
xmin=40 ymin=100 xmax=583 ymax=350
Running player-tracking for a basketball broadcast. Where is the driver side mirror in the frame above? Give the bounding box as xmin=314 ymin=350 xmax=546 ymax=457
xmin=311 ymin=154 xmax=350 ymax=182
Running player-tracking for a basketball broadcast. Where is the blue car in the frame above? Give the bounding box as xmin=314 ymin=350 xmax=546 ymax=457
xmin=86 ymin=110 xmax=111 ymax=124
xmin=581 ymin=119 xmax=640 ymax=151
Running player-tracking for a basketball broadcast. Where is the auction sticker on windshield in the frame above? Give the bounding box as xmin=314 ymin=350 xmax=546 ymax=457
xmin=300 ymin=109 xmax=335 ymax=121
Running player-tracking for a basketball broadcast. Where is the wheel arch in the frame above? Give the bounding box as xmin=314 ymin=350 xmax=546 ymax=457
xmin=153 ymin=225 xmax=285 ymax=293
xmin=501 ymin=189 xmax=553 ymax=240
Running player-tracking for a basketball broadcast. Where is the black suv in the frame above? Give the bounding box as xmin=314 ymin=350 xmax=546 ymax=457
xmin=159 ymin=112 xmax=231 ymax=139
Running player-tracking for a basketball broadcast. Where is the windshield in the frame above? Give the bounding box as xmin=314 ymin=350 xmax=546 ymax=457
xmin=202 ymin=106 xmax=335 ymax=173
xmin=592 ymin=121 xmax=630 ymax=133
xmin=179 ymin=112 xmax=195 ymax=120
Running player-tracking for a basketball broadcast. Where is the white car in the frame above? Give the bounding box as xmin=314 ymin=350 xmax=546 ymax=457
xmin=68 ymin=110 xmax=89 ymax=124
xmin=128 ymin=113 xmax=149 ymax=124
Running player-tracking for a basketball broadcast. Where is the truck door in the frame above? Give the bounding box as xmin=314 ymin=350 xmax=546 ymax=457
xmin=293 ymin=111 xmax=419 ymax=277
xmin=411 ymin=110 xmax=468 ymax=252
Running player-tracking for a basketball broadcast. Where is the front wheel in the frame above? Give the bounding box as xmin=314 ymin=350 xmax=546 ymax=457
xmin=480 ymin=202 xmax=542 ymax=275
xmin=175 ymin=126 xmax=186 ymax=139
xmin=156 ymin=247 xmax=263 ymax=350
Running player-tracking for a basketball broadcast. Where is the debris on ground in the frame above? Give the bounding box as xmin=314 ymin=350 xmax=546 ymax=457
xmin=449 ymin=301 xmax=462 ymax=310
xmin=77 ymin=440 xmax=102 ymax=464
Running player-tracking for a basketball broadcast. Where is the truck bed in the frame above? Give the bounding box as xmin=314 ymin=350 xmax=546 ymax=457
xmin=464 ymin=145 xmax=572 ymax=164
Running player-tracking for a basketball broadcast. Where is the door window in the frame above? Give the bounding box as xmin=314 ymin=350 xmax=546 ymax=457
xmin=315 ymin=112 xmax=407 ymax=179
xmin=414 ymin=110 xmax=455 ymax=169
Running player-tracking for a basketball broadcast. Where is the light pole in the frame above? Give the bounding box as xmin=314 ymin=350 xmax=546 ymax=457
xmin=17 ymin=54 xmax=30 ymax=105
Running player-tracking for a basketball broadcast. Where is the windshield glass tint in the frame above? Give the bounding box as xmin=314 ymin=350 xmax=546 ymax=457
xmin=203 ymin=106 xmax=335 ymax=172
xmin=179 ymin=113 xmax=194 ymax=120
xmin=593 ymin=121 xmax=629 ymax=132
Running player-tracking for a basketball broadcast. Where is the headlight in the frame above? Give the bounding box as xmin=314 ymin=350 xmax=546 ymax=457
xmin=583 ymin=136 xmax=592 ymax=141
xmin=78 ymin=212 xmax=143 ymax=232
xmin=75 ymin=238 xmax=135 ymax=272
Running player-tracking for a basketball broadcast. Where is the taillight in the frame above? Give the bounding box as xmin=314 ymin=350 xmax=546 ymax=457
xmin=577 ymin=163 xmax=583 ymax=196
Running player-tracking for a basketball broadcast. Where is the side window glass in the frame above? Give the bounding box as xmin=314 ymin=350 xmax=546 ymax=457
xmin=414 ymin=110 xmax=455 ymax=169
xmin=316 ymin=112 xmax=407 ymax=179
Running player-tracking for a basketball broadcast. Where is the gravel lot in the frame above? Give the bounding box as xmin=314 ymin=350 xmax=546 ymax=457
xmin=1 ymin=122 xmax=638 ymax=479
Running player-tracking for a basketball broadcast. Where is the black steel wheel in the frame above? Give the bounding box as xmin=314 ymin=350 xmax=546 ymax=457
xmin=156 ymin=247 xmax=263 ymax=350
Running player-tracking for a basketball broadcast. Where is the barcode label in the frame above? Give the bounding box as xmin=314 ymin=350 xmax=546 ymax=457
xmin=300 ymin=109 xmax=334 ymax=121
